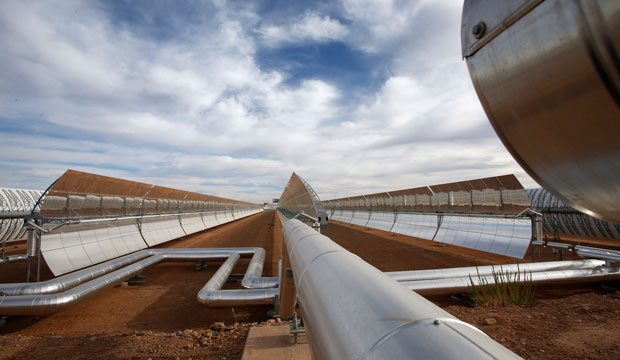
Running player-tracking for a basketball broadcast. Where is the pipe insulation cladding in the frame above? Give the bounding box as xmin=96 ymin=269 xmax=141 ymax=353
xmin=282 ymin=218 xmax=521 ymax=359
xmin=0 ymin=247 xmax=278 ymax=315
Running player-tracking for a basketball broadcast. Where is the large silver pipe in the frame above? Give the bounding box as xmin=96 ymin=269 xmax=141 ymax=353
xmin=0 ymin=254 xmax=165 ymax=315
xmin=386 ymin=259 xmax=605 ymax=282
xmin=403 ymin=266 xmax=620 ymax=296
xmin=197 ymin=288 xmax=278 ymax=307
xmin=0 ymin=251 xmax=153 ymax=296
xmin=0 ymin=251 xmax=234 ymax=315
xmin=0 ymin=247 xmax=270 ymax=296
xmin=576 ymin=248 xmax=620 ymax=262
xmin=532 ymin=240 xmax=620 ymax=263
xmin=200 ymin=252 xmax=240 ymax=291
xmin=0 ymin=254 xmax=30 ymax=264
xmin=283 ymin=218 xmax=520 ymax=359
xmin=0 ymin=247 xmax=278 ymax=314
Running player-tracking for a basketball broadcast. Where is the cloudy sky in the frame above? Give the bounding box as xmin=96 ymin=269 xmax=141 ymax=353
xmin=0 ymin=0 xmax=538 ymax=203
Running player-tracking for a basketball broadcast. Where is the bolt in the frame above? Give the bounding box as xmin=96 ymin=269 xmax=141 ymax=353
xmin=472 ymin=21 xmax=486 ymax=39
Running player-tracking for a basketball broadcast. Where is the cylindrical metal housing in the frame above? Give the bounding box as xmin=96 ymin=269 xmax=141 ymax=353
xmin=462 ymin=0 xmax=620 ymax=223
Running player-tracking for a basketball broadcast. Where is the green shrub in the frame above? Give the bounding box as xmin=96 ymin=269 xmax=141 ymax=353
xmin=468 ymin=264 xmax=536 ymax=306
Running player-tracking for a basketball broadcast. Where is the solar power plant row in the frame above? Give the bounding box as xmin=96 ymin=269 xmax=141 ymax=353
xmin=36 ymin=170 xmax=262 ymax=276
xmin=328 ymin=208 xmax=532 ymax=259
xmin=322 ymin=174 xmax=531 ymax=215
xmin=324 ymin=175 xmax=532 ymax=259
xmin=278 ymin=172 xmax=321 ymax=219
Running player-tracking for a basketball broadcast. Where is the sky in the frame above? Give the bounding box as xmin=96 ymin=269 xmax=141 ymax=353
xmin=0 ymin=0 xmax=538 ymax=203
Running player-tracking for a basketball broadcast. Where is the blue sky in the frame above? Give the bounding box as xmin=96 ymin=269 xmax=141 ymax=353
xmin=0 ymin=0 xmax=537 ymax=203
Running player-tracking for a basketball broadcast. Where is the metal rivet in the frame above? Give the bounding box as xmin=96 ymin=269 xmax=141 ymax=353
xmin=472 ymin=22 xmax=486 ymax=39
xmin=433 ymin=319 xmax=440 ymax=325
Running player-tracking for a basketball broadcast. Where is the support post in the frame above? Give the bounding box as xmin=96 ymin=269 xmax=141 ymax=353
xmin=278 ymin=240 xmax=297 ymax=320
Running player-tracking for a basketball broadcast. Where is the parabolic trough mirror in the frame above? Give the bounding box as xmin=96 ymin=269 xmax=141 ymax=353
xmin=35 ymin=170 xmax=262 ymax=276
xmin=323 ymin=174 xmax=536 ymax=259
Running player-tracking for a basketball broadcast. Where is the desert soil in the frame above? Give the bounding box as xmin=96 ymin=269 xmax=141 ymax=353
xmin=1 ymin=211 xmax=619 ymax=359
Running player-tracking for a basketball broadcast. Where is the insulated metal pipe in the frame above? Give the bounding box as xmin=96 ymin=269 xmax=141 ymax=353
xmin=532 ymin=240 xmax=620 ymax=263
xmin=0 ymin=254 xmax=29 ymax=264
xmin=0 ymin=251 xmax=153 ymax=296
xmin=196 ymin=288 xmax=278 ymax=307
xmin=196 ymin=253 xmax=277 ymax=307
xmin=0 ymin=254 xmax=165 ymax=315
xmin=0 ymin=247 xmax=278 ymax=314
xmin=0 ymin=249 xmax=268 ymax=315
xmin=201 ymin=253 xmax=240 ymax=290
xmin=240 ymin=247 xmax=278 ymax=289
xmin=576 ymin=249 xmax=620 ymax=263
xmin=0 ymin=252 xmax=232 ymax=315
xmin=386 ymin=259 xmax=605 ymax=282
xmin=402 ymin=266 xmax=620 ymax=296
xmin=283 ymin=219 xmax=520 ymax=359
xmin=0 ymin=247 xmax=272 ymax=296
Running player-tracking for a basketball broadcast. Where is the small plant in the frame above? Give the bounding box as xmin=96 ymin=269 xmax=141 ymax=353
xmin=468 ymin=264 xmax=536 ymax=306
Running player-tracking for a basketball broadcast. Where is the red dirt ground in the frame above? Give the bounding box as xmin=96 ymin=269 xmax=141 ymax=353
xmin=1 ymin=212 xmax=619 ymax=359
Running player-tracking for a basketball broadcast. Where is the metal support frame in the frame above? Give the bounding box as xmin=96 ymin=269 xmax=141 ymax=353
xmin=532 ymin=240 xmax=620 ymax=264
xmin=289 ymin=311 xmax=305 ymax=344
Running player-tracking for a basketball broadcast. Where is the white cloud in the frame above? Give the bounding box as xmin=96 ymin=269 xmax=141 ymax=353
xmin=258 ymin=11 xmax=348 ymax=47
xmin=0 ymin=0 xmax=538 ymax=205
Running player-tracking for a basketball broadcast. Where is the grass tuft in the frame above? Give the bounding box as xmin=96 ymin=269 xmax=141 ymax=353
xmin=468 ymin=264 xmax=536 ymax=306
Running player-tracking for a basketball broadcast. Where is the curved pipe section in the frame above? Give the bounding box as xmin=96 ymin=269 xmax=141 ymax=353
xmin=200 ymin=252 xmax=240 ymax=291
xmin=196 ymin=251 xmax=277 ymax=307
xmin=240 ymin=247 xmax=278 ymax=289
xmin=283 ymin=218 xmax=520 ymax=359
xmin=0 ymin=247 xmax=274 ymax=298
xmin=0 ymin=251 xmax=234 ymax=315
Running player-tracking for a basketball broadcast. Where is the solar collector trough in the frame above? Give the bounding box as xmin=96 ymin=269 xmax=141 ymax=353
xmin=0 ymin=188 xmax=44 ymax=244
xmin=323 ymin=174 xmax=620 ymax=259
xmin=527 ymin=188 xmax=620 ymax=242
xmin=33 ymin=170 xmax=263 ymax=276
xmin=349 ymin=210 xmax=370 ymax=227
xmin=322 ymin=174 xmax=536 ymax=259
